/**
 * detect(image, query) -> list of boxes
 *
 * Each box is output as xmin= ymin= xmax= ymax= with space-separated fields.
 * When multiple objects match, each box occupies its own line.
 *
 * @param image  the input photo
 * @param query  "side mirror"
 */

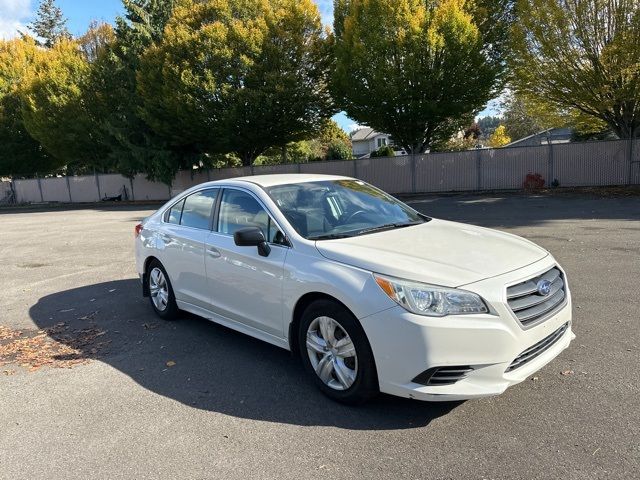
xmin=234 ymin=227 xmax=271 ymax=257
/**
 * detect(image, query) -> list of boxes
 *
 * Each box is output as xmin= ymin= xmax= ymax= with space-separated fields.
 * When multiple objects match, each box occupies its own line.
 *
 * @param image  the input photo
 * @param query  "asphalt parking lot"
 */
xmin=1 ymin=193 xmax=639 ymax=479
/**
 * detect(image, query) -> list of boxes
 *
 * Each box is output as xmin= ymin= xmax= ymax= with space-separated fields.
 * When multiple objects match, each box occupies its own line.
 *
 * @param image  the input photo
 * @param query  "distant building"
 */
xmin=506 ymin=128 xmax=573 ymax=147
xmin=350 ymin=127 xmax=395 ymax=157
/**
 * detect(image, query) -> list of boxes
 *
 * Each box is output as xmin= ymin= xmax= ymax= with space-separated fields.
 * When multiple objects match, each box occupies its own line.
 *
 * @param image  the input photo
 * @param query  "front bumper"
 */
xmin=360 ymin=259 xmax=575 ymax=401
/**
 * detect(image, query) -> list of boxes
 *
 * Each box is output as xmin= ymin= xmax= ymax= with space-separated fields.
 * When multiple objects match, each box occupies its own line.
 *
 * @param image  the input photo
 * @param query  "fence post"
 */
xmin=297 ymin=162 xmax=302 ymax=174
xmin=353 ymin=159 xmax=358 ymax=179
xmin=548 ymin=141 xmax=555 ymax=186
xmin=95 ymin=171 xmax=102 ymax=201
xmin=411 ymin=154 xmax=417 ymax=193
xmin=36 ymin=174 xmax=44 ymax=202
xmin=628 ymin=137 xmax=634 ymax=185
xmin=66 ymin=176 xmax=72 ymax=203
xmin=475 ymin=148 xmax=482 ymax=191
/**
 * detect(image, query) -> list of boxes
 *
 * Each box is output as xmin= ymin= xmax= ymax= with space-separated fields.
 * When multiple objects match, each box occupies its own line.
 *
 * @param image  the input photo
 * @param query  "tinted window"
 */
xmin=166 ymin=199 xmax=185 ymax=225
xmin=180 ymin=189 xmax=218 ymax=230
xmin=218 ymin=189 xmax=282 ymax=243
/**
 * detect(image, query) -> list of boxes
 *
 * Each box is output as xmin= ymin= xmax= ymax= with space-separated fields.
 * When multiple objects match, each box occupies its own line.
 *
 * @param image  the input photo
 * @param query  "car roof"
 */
xmin=216 ymin=173 xmax=352 ymax=188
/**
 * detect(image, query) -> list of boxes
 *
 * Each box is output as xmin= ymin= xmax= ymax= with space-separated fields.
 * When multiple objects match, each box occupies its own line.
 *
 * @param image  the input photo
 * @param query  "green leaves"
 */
xmin=0 ymin=38 xmax=52 ymax=177
xmin=511 ymin=0 xmax=640 ymax=138
xmin=19 ymin=39 xmax=109 ymax=173
xmin=138 ymin=0 xmax=334 ymax=166
xmin=332 ymin=0 xmax=510 ymax=153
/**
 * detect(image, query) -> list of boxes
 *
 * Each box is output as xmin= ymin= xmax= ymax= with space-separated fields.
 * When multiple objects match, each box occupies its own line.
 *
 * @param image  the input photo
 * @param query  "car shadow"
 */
xmin=28 ymin=279 xmax=459 ymax=430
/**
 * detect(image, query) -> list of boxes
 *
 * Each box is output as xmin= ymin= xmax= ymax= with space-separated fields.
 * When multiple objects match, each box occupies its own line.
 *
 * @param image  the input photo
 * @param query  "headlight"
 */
xmin=374 ymin=274 xmax=489 ymax=317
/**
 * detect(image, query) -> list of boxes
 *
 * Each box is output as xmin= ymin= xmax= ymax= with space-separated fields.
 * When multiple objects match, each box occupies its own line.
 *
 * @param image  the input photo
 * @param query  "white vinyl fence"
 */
xmin=6 ymin=138 xmax=640 ymax=205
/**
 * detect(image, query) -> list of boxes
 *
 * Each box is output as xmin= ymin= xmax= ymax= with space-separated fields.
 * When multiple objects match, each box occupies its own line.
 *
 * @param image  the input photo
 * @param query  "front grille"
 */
xmin=412 ymin=366 xmax=473 ymax=386
xmin=507 ymin=267 xmax=567 ymax=328
xmin=506 ymin=322 xmax=569 ymax=372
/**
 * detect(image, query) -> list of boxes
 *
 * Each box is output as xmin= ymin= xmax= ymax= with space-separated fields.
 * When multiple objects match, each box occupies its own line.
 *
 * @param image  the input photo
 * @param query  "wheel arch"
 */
xmin=142 ymin=255 xmax=161 ymax=297
xmin=288 ymin=292 xmax=357 ymax=357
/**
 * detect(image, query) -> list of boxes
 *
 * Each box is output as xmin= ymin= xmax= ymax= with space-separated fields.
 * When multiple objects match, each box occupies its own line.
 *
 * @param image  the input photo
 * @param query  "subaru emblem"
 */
xmin=537 ymin=279 xmax=552 ymax=296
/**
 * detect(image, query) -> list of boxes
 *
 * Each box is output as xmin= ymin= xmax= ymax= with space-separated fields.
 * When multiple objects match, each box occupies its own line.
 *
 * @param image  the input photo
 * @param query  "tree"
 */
xmin=0 ymin=37 xmax=53 ymax=177
xmin=79 ymin=21 xmax=116 ymax=63
xmin=138 ymin=0 xmax=334 ymax=166
xmin=476 ymin=116 xmax=501 ymax=139
xmin=332 ymin=0 xmax=513 ymax=154
xmin=501 ymin=93 xmax=546 ymax=141
xmin=30 ymin=0 xmax=70 ymax=48
xmin=255 ymin=119 xmax=353 ymax=164
xmin=317 ymin=119 xmax=352 ymax=159
xmin=511 ymin=0 xmax=640 ymax=139
xmin=487 ymin=125 xmax=511 ymax=147
xmin=86 ymin=0 xmax=189 ymax=184
xmin=19 ymin=39 xmax=110 ymax=173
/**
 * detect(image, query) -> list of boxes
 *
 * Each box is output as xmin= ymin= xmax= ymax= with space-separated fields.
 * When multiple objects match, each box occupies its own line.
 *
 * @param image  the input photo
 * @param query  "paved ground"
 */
xmin=1 ymin=193 xmax=639 ymax=479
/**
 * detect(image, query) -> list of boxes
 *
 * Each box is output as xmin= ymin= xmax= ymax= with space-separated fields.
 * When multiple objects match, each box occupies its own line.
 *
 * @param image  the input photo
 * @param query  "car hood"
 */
xmin=315 ymin=219 xmax=548 ymax=287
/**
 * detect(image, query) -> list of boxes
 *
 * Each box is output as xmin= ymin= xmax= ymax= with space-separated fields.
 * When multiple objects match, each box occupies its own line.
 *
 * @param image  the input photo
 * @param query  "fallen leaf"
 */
xmin=561 ymin=370 xmax=574 ymax=376
xmin=166 ymin=361 xmax=176 ymax=367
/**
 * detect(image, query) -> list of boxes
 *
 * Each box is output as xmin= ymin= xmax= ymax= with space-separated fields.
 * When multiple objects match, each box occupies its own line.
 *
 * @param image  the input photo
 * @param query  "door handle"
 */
xmin=207 ymin=247 xmax=221 ymax=259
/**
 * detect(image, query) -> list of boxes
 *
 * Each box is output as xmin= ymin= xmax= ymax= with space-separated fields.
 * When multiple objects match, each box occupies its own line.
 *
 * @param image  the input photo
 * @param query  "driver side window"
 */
xmin=218 ymin=189 xmax=284 ymax=244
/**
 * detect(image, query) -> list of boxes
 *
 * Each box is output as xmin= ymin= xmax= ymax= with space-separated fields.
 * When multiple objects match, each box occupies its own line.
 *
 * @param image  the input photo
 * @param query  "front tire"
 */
xmin=146 ymin=260 xmax=179 ymax=320
xmin=298 ymin=299 xmax=378 ymax=405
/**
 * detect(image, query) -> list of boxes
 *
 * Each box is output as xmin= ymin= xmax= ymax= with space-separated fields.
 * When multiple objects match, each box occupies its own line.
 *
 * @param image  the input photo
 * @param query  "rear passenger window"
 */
xmin=166 ymin=199 xmax=185 ymax=225
xmin=180 ymin=189 xmax=218 ymax=230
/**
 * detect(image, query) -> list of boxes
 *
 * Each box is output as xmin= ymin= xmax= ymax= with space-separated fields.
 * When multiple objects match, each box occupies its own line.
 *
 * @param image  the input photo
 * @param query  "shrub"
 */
xmin=523 ymin=173 xmax=545 ymax=191
xmin=370 ymin=145 xmax=395 ymax=158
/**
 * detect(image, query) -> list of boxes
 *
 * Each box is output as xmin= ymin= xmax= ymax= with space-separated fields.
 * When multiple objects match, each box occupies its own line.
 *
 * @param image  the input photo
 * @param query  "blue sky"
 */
xmin=0 ymin=0 xmax=499 ymax=130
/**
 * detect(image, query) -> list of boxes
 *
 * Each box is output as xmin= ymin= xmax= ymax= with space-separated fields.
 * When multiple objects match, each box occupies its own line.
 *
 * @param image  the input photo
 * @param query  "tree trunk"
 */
xmin=240 ymin=152 xmax=254 ymax=167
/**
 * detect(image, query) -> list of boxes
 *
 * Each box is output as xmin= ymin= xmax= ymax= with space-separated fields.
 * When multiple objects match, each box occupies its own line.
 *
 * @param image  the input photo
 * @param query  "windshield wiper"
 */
xmin=353 ymin=221 xmax=424 ymax=236
xmin=308 ymin=233 xmax=354 ymax=240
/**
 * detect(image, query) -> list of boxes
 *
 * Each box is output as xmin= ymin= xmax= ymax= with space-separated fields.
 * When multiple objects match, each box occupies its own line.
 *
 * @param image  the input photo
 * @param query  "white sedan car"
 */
xmin=135 ymin=174 xmax=574 ymax=404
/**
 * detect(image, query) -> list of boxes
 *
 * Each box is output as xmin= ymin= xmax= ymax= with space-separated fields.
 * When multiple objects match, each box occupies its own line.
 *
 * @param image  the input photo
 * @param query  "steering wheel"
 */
xmin=343 ymin=210 xmax=369 ymax=224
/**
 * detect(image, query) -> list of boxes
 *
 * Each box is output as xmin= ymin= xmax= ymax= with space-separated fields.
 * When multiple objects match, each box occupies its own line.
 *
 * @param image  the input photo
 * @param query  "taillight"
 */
xmin=135 ymin=223 xmax=143 ymax=238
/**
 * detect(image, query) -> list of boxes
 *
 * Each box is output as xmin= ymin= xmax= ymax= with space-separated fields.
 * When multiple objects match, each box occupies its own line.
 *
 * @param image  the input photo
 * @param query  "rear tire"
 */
xmin=298 ymin=299 xmax=378 ymax=405
xmin=146 ymin=260 xmax=179 ymax=320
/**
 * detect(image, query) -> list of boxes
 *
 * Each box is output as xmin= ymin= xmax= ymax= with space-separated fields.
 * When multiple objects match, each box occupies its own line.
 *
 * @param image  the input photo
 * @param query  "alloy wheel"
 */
xmin=149 ymin=267 xmax=169 ymax=312
xmin=306 ymin=316 xmax=358 ymax=391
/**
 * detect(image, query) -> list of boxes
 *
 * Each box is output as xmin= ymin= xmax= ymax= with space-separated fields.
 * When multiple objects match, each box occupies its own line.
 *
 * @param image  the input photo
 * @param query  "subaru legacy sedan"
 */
xmin=135 ymin=174 xmax=574 ymax=404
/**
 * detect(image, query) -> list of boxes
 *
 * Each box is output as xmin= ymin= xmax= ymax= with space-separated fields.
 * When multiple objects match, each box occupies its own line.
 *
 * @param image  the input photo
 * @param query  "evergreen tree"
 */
xmin=86 ymin=0 xmax=188 ymax=184
xmin=30 ymin=0 xmax=70 ymax=48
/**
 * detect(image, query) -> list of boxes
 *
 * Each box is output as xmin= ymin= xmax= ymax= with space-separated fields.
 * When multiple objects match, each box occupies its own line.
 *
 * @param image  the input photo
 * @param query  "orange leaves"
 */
xmin=0 ymin=324 xmax=108 ymax=372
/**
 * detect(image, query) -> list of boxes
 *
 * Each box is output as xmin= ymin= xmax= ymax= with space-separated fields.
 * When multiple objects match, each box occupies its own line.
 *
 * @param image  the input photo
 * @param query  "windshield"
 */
xmin=266 ymin=180 xmax=428 ymax=240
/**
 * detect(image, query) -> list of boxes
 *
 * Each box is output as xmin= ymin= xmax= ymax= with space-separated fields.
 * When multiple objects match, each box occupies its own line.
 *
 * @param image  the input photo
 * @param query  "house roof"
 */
xmin=350 ymin=127 xmax=384 ymax=141
xmin=506 ymin=127 xmax=573 ymax=147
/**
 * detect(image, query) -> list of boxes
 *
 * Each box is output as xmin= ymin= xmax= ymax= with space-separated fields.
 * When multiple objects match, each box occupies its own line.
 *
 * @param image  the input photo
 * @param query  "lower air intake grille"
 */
xmin=412 ymin=366 xmax=473 ymax=386
xmin=507 ymin=267 xmax=567 ymax=328
xmin=506 ymin=322 xmax=569 ymax=372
